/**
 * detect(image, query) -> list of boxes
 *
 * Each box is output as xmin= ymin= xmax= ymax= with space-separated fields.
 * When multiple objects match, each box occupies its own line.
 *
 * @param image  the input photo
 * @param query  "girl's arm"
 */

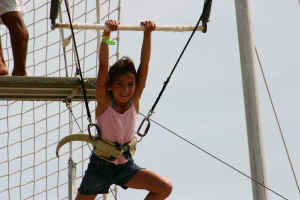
xmin=96 ymin=20 xmax=119 ymax=116
xmin=134 ymin=21 xmax=156 ymax=101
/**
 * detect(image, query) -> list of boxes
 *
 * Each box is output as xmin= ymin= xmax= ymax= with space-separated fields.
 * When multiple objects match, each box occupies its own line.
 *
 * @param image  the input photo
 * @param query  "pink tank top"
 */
xmin=96 ymin=104 xmax=137 ymax=165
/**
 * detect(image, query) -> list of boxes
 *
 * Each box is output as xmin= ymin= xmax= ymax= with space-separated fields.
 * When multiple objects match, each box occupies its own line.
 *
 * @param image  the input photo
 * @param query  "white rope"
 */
xmin=255 ymin=46 xmax=300 ymax=194
xmin=138 ymin=112 xmax=289 ymax=200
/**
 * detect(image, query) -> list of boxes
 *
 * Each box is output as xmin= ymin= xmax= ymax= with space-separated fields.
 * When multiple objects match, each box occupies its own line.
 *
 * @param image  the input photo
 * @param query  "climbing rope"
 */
xmin=137 ymin=0 xmax=213 ymax=139
xmin=63 ymin=0 xmax=101 ymax=140
xmin=255 ymin=46 xmax=300 ymax=194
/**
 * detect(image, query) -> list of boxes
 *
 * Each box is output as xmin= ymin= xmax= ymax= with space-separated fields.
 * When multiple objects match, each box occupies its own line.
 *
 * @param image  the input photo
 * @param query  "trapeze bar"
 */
xmin=53 ymin=23 xmax=204 ymax=32
xmin=0 ymin=76 xmax=96 ymax=101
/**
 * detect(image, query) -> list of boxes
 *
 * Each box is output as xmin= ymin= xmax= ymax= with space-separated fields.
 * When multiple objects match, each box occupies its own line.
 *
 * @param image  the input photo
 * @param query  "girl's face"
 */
xmin=110 ymin=72 xmax=136 ymax=104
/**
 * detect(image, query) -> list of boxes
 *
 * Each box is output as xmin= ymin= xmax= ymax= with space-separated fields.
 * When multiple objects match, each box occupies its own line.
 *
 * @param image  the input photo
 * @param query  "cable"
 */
xmin=137 ymin=0 xmax=213 ymax=138
xmin=63 ymin=0 xmax=101 ymax=139
xmin=255 ymin=46 xmax=300 ymax=194
xmin=65 ymin=102 xmax=83 ymax=132
xmin=138 ymin=112 xmax=289 ymax=200
xmin=63 ymin=0 xmax=92 ymax=124
xmin=148 ymin=2 xmax=210 ymax=116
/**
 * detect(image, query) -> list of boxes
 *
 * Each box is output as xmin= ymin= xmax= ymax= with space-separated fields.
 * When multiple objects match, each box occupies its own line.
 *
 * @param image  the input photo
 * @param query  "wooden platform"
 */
xmin=0 ymin=76 xmax=96 ymax=101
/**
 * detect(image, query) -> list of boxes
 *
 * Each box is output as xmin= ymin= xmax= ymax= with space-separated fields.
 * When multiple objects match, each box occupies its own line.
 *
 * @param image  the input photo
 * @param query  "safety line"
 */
xmin=148 ymin=1 xmax=210 ymax=116
xmin=65 ymin=102 xmax=83 ymax=132
xmin=63 ymin=0 xmax=102 ymax=141
xmin=63 ymin=0 xmax=93 ymax=126
xmin=255 ymin=47 xmax=300 ymax=194
xmin=138 ymin=112 xmax=289 ymax=200
xmin=137 ymin=0 xmax=212 ymax=138
xmin=109 ymin=187 xmax=118 ymax=200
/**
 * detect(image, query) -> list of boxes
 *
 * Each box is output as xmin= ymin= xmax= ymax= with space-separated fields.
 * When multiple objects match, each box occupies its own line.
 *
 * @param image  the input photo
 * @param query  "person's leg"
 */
xmin=75 ymin=193 xmax=97 ymax=200
xmin=0 ymin=38 xmax=9 ymax=75
xmin=1 ymin=11 xmax=28 ymax=76
xmin=76 ymin=154 xmax=112 ymax=200
xmin=125 ymin=169 xmax=172 ymax=200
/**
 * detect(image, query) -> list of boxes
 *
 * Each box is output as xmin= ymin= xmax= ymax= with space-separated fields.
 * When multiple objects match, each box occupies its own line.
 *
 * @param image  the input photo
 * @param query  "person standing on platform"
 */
xmin=0 ymin=0 xmax=28 ymax=76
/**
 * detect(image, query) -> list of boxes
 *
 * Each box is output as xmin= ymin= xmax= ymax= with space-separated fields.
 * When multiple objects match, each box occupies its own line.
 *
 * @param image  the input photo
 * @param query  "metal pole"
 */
xmin=234 ymin=1 xmax=268 ymax=200
xmin=67 ymin=101 xmax=76 ymax=200
xmin=63 ymin=0 xmax=76 ymax=199
xmin=68 ymin=159 xmax=76 ymax=200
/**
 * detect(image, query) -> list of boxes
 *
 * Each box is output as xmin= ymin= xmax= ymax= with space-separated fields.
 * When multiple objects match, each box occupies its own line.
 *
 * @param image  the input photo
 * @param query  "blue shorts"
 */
xmin=78 ymin=153 xmax=142 ymax=195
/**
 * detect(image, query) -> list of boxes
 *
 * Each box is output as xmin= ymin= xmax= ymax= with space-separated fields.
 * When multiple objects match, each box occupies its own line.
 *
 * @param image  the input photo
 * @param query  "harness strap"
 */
xmin=56 ymin=133 xmax=137 ymax=161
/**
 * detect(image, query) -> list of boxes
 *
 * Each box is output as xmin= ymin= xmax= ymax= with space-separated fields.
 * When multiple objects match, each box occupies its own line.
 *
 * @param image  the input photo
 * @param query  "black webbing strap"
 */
xmin=50 ymin=0 xmax=59 ymax=26
xmin=200 ymin=0 xmax=213 ymax=33
xmin=137 ymin=0 xmax=213 ymax=138
xmin=63 ymin=0 xmax=101 ymax=140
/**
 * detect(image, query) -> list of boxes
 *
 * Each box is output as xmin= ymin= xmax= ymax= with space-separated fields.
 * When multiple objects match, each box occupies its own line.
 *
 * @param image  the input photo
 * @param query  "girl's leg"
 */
xmin=0 ymin=38 xmax=9 ymax=75
xmin=1 ymin=11 xmax=28 ymax=76
xmin=75 ymin=193 xmax=97 ymax=200
xmin=125 ymin=169 xmax=172 ymax=200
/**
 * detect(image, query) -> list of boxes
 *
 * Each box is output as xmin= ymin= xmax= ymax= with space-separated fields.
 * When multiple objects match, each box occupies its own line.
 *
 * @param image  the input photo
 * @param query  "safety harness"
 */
xmin=56 ymin=134 xmax=137 ymax=161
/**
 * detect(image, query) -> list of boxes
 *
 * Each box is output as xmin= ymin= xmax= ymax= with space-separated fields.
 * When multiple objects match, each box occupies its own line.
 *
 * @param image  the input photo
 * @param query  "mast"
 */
xmin=234 ymin=1 xmax=268 ymax=200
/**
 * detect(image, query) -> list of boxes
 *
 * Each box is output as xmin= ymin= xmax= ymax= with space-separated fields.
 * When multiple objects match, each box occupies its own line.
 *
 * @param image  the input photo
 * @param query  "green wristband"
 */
xmin=103 ymin=38 xmax=115 ymax=45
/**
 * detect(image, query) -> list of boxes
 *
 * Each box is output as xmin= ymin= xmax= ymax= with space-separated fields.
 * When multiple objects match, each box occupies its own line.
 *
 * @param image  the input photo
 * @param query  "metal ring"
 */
xmin=137 ymin=117 xmax=151 ymax=137
xmin=88 ymin=123 xmax=101 ymax=141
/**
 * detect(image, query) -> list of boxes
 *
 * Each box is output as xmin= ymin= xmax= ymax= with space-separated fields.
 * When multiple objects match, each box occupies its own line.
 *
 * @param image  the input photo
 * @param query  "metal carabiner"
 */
xmin=88 ymin=123 xmax=102 ymax=141
xmin=137 ymin=117 xmax=151 ymax=138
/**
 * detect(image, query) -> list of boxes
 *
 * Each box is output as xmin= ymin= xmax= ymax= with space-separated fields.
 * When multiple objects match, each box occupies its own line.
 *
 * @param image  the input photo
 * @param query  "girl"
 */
xmin=75 ymin=20 xmax=172 ymax=200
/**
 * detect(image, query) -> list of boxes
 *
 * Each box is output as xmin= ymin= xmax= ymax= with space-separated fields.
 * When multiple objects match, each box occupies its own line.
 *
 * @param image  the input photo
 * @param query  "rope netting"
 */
xmin=0 ymin=0 xmax=120 ymax=199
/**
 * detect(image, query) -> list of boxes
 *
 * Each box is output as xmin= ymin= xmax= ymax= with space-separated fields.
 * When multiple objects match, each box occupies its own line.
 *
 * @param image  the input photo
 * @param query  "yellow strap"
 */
xmin=56 ymin=133 xmax=137 ymax=159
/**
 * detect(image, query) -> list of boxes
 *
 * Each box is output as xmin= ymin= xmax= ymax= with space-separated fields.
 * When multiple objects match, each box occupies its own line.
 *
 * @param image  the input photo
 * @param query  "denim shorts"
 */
xmin=78 ymin=153 xmax=142 ymax=195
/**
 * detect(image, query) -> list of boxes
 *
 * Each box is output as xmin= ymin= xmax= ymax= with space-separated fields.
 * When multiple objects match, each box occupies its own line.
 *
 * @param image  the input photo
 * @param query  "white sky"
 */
xmin=115 ymin=0 xmax=300 ymax=200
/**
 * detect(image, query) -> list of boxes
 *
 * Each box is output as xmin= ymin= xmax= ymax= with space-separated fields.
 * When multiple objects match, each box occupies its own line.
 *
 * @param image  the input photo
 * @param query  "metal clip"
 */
xmin=137 ymin=117 xmax=151 ymax=138
xmin=88 ymin=123 xmax=102 ymax=141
